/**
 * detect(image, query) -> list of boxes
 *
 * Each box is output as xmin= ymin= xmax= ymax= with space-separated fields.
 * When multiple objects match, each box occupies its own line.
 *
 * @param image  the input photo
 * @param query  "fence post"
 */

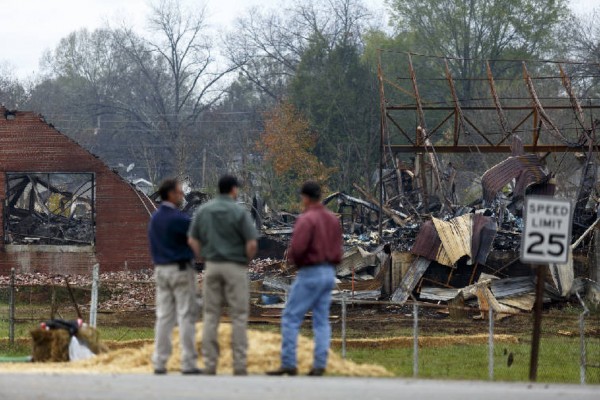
xmin=341 ymin=293 xmax=347 ymax=359
xmin=576 ymin=291 xmax=589 ymax=385
xmin=9 ymin=268 xmax=15 ymax=345
xmin=413 ymin=302 xmax=419 ymax=378
xmin=579 ymin=310 xmax=586 ymax=385
xmin=488 ymin=307 xmax=494 ymax=381
xmin=90 ymin=264 xmax=100 ymax=328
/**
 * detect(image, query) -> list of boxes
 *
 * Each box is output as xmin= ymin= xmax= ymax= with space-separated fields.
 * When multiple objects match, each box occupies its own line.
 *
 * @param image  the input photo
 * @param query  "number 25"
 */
xmin=527 ymin=233 xmax=565 ymax=256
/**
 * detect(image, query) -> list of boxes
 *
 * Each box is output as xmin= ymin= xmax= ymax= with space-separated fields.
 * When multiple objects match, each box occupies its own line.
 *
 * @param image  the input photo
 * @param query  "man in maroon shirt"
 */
xmin=267 ymin=181 xmax=343 ymax=376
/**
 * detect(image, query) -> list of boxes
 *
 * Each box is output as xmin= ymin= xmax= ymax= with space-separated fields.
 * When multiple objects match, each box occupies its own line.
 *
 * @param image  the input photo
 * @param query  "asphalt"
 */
xmin=0 ymin=374 xmax=598 ymax=400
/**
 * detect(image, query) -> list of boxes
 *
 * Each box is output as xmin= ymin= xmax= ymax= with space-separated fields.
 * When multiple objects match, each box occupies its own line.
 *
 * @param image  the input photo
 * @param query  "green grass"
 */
xmin=345 ymin=337 xmax=600 ymax=384
xmin=0 ymin=342 xmax=30 ymax=358
xmin=0 ymin=305 xmax=598 ymax=384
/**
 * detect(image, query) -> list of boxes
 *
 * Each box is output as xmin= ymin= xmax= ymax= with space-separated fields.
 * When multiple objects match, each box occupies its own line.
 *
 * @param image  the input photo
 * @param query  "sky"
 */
xmin=0 ymin=0 xmax=596 ymax=79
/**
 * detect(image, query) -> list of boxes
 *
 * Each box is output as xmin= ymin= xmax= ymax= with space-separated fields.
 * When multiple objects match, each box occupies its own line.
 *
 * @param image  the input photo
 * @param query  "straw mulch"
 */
xmin=331 ymin=334 xmax=518 ymax=350
xmin=0 ymin=323 xmax=391 ymax=377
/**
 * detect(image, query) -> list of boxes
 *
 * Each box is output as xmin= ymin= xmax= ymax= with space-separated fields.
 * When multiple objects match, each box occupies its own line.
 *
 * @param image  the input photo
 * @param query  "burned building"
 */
xmin=0 ymin=107 xmax=155 ymax=274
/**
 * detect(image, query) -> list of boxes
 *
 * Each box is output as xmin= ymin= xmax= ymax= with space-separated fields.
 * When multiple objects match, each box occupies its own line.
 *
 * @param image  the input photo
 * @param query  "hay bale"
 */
xmin=76 ymin=326 xmax=108 ymax=354
xmin=30 ymin=329 xmax=53 ymax=362
xmin=30 ymin=328 xmax=70 ymax=362
xmin=30 ymin=326 xmax=107 ymax=363
xmin=50 ymin=330 xmax=71 ymax=362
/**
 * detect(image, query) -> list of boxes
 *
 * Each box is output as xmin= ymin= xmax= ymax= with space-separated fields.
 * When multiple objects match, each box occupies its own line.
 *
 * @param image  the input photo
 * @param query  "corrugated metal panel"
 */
xmin=263 ymin=276 xmax=292 ymax=292
xmin=337 ymin=247 xmax=377 ymax=277
xmin=433 ymin=214 xmax=472 ymax=266
xmin=471 ymin=214 xmax=497 ymax=264
xmin=419 ymin=287 xmax=459 ymax=301
xmin=481 ymin=154 xmax=547 ymax=202
xmin=498 ymin=293 xmax=536 ymax=311
xmin=391 ymin=257 xmax=431 ymax=304
xmin=337 ymin=252 xmax=389 ymax=292
xmin=413 ymin=214 xmax=497 ymax=267
xmin=490 ymin=276 xmax=534 ymax=298
xmin=332 ymin=290 xmax=381 ymax=300
xmin=410 ymin=221 xmax=442 ymax=261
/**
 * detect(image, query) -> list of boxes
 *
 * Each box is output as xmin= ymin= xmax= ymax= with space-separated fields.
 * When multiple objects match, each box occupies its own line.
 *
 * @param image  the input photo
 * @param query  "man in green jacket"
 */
xmin=188 ymin=175 xmax=258 ymax=375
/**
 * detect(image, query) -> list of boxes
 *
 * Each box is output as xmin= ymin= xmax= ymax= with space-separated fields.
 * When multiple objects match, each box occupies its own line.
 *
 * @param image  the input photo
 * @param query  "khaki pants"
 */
xmin=202 ymin=261 xmax=249 ymax=373
xmin=152 ymin=265 xmax=198 ymax=371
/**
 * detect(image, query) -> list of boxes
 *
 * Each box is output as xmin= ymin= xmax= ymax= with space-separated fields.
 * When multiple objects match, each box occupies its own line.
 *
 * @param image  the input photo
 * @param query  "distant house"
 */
xmin=0 ymin=107 xmax=155 ymax=274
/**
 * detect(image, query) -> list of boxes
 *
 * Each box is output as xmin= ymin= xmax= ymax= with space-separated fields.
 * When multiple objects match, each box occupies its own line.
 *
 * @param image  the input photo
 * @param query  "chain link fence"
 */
xmin=0 ymin=269 xmax=598 ymax=384
xmin=331 ymin=297 xmax=599 ymax=383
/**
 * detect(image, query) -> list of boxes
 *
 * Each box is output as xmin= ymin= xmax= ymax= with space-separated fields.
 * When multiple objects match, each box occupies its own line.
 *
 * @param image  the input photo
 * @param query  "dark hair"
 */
xmin=300 ymin=181 xmax=321 ymax=201
xmin=158 ymin=178 xmax=179 ymax=201
xmin=218 ymin=175 xmax=239 ymax=194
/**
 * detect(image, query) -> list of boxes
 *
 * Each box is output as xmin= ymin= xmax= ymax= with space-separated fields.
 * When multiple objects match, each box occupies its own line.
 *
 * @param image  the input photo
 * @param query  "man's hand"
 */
xmin=188 ymin=237 xmax=202 ymax=260
xmin=246 ymin=239 xmax=258 ymax=262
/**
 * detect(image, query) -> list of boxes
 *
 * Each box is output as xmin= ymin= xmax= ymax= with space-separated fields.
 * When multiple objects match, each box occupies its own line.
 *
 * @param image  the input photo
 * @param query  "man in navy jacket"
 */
xmin=148 ymin=178 xmax=200 ymax=375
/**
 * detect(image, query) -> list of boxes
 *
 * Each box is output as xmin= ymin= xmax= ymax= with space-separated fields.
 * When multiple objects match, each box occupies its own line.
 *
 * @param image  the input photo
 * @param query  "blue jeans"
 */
xmin=281 ymin=265 xmax=336 ymax=369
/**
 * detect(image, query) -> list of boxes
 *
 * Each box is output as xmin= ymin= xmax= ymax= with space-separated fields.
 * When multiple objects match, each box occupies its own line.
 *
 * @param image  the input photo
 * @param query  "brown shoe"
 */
xmin=266 ymin=367 xmax=298 ymax=376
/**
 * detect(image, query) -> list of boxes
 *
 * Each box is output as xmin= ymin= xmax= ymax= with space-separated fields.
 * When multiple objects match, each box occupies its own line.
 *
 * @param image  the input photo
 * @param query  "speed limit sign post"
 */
xmin=521 ymin=196 xmax=573 ymax=382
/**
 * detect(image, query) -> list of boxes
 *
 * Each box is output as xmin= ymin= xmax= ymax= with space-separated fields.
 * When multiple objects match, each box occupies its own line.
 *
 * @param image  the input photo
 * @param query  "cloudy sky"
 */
xmin=0 ymin=0 xmax=597 ymax=79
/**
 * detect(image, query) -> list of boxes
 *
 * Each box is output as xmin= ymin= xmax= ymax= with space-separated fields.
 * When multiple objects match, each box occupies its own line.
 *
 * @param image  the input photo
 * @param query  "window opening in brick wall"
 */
xmin=4 ymin=173 xmax=95 ymax=245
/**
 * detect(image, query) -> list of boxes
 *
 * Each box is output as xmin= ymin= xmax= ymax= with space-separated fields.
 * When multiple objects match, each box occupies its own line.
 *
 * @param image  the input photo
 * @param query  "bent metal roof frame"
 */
xmin=377 ymin=51 xmax=600 ymax=154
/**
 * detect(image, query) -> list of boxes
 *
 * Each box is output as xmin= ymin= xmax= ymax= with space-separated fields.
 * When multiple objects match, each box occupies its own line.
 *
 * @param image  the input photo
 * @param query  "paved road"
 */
xmin=0 ymin=374 xmax=597 ymax=400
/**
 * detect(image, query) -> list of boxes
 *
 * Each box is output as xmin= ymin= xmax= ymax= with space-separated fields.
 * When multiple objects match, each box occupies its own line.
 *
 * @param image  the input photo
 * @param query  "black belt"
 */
xmin=156 ymin=260 xmax=192 ymax=271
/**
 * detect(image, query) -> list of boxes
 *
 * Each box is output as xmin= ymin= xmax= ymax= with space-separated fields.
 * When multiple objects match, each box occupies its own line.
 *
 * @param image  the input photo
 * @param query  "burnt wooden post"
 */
xmin=529 ymin=265 xmax=545 ymax=381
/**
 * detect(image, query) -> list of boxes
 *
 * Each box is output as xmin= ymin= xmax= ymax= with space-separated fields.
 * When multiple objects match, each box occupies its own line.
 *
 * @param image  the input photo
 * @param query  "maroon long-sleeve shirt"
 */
xmin=287 ymin=203 xmax=343 ymax=268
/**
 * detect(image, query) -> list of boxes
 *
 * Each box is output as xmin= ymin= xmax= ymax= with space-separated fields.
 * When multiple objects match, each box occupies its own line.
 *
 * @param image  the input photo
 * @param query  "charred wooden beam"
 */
xmin=558 ymin=63 xmax=587 ymax=131
xmin=486 ymin=61 xmax=510 ymax=136
xmin=523 ymin=62 xmax=575 ymax=145
xmin=444 ymin=59 xmax=466 ymax=146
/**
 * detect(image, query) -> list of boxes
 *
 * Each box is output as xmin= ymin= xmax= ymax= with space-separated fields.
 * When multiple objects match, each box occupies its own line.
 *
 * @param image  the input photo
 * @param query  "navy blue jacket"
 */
xmin=148 ymin=203 xmax=194 ymax=265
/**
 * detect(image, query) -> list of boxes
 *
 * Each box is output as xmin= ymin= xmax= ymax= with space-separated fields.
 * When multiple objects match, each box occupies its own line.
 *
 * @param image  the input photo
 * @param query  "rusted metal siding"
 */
xmin=481 ymin=154 xmax=548 ymax=202
xmin=410 ymin=221 xmax=442 ymax=261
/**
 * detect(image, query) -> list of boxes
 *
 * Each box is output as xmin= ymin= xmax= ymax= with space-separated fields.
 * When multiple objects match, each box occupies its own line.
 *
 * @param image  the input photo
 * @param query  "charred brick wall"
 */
xmin=0 ymin=108 xmax=154 ymax=274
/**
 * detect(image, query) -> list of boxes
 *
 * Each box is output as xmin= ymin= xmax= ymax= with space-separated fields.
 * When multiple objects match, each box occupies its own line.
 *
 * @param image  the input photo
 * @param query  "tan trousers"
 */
xmin=202 ymin=261 xmax=249 ymax=373
xmin=152 ymin=265 xmax=198 ymax=371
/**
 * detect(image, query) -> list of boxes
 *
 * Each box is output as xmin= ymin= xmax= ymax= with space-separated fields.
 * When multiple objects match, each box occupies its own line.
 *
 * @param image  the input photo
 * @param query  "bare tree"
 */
xmin=224 ymin=0 xmax=372 ymax=101
xmin=567 ymin=9 xmax=600 ymax=99
xmin=115 ymin=0 xmax=237 ymax=177
xmin=0 ymin=62 xmax=27 ymax=109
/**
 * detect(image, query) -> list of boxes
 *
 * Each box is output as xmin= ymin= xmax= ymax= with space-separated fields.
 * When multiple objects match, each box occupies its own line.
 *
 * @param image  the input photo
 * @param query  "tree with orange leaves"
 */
xmin=259 ymin=102 xmax=333 ymax=209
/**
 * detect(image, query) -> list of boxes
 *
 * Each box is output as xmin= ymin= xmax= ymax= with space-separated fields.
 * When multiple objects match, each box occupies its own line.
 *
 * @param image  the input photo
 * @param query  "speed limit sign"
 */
xmin=521 ymin=196 xmax=572 ymax=264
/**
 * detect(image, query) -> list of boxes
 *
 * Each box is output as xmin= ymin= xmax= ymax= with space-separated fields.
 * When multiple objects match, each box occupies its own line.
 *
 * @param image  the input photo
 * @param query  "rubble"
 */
xmin=255 ymin=141 xmax=600 ymax=315
xmin=4 ymin=174 xmax=95 ymax=245
xmin=0 ymin=270 xmax=156 ymax=311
